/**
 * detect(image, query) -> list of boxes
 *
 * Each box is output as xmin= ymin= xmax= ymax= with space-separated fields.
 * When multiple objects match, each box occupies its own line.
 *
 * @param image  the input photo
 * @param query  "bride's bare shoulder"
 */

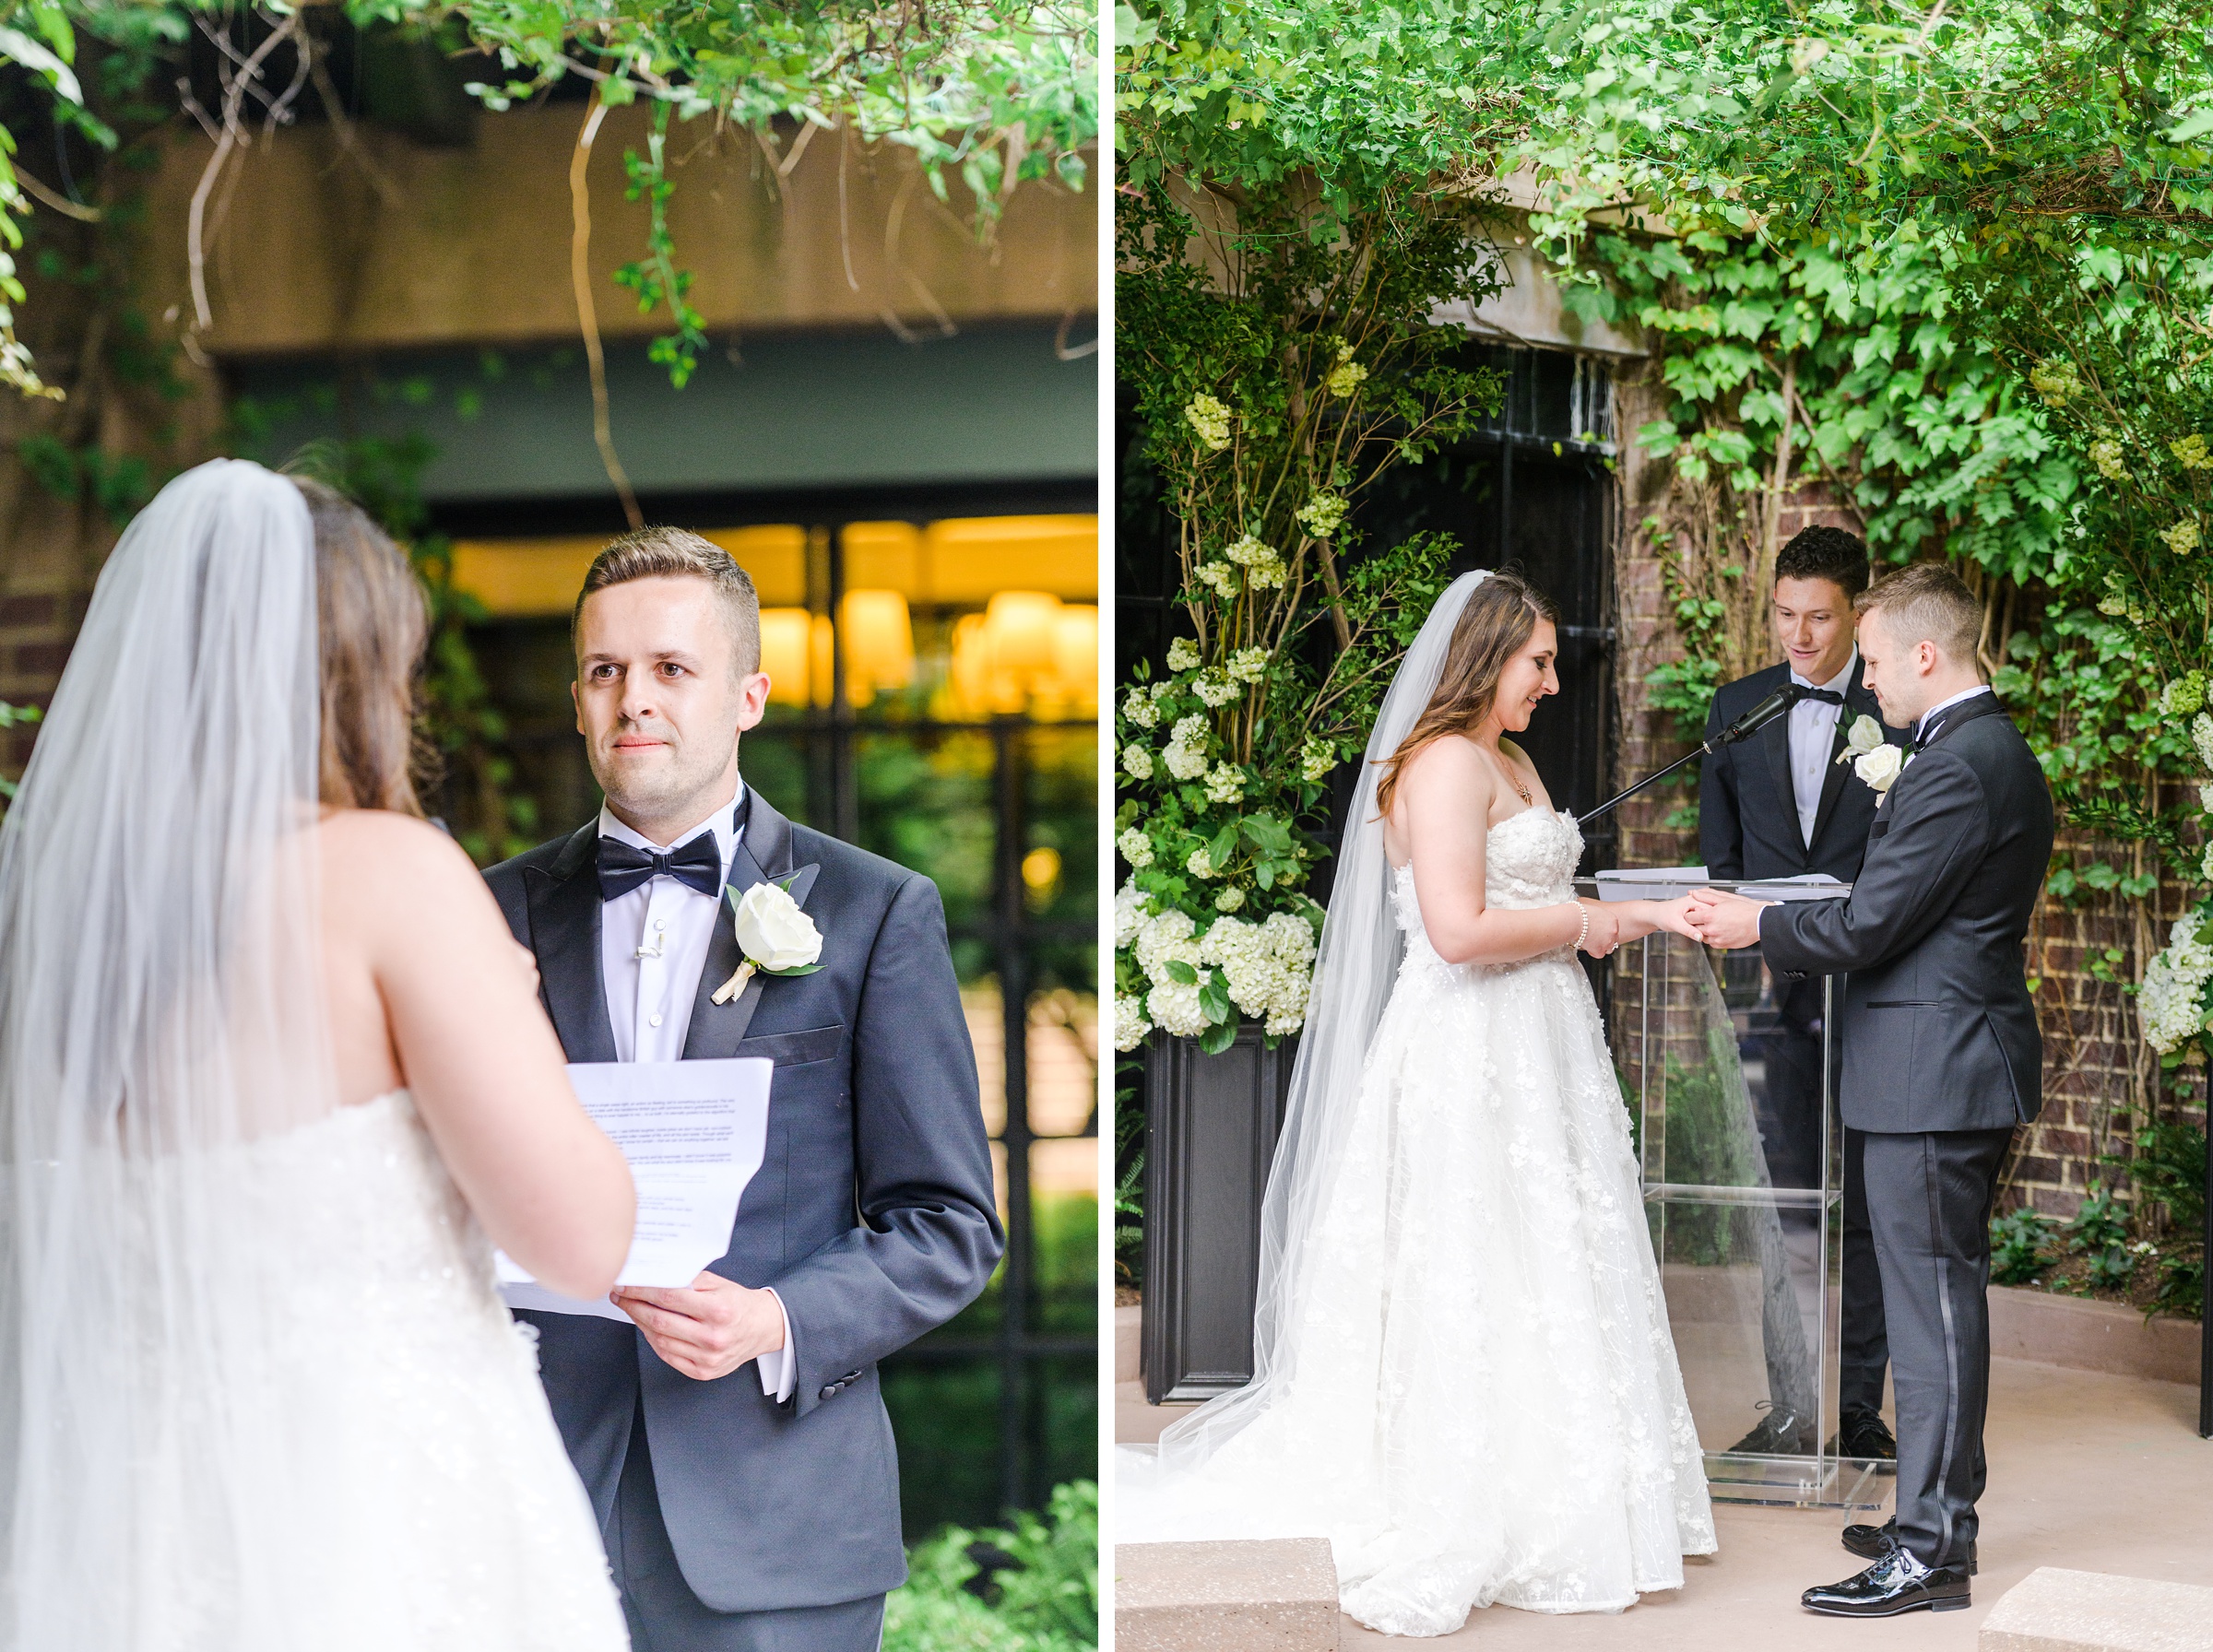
xmin=317 ymin=809 xmax=491 ymax=922
xmin=1400 ymin=734 xmax=1493 ymax=798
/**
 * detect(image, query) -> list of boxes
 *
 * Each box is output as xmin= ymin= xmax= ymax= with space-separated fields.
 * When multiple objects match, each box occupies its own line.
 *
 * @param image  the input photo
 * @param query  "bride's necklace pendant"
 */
xmin=1509 ymin=774 xmax=1532 ymax=805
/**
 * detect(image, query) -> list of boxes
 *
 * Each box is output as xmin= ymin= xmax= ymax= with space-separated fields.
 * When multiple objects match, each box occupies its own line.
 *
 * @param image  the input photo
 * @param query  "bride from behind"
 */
xmin=0 ymin=460 xmax=636 ymax=1649
xmin=1118 ymin=571 xmax=1716 ymax=1635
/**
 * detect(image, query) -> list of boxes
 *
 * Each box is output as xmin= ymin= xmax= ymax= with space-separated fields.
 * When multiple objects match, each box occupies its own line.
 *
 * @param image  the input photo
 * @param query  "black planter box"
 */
xmin=1140 ymin=1023 xmax=1297 ymax=1403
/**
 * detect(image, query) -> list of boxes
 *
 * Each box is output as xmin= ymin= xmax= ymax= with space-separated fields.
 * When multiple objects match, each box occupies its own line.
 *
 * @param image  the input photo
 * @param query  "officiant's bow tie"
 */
xmin=1795 ymin=687 xmax=1845 ymax=705
xmin=597 ymin=834 xmax=723 ymax=902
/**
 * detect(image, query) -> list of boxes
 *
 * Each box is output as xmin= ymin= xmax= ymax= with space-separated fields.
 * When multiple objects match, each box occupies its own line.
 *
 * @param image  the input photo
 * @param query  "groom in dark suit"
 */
xmin=1689 ymin=563 xmax=2053 ymax=1618
xmin=487 ymin=529 xmax=1003 ymax=1651
xmin=1699 ymin=525 xmax=1905 ymax=1464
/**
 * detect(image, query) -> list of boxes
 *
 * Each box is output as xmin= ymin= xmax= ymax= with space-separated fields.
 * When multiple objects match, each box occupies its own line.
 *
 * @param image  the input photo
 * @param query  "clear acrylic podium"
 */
xmin=1594 ymin=870 xmax=1887 ymax=1509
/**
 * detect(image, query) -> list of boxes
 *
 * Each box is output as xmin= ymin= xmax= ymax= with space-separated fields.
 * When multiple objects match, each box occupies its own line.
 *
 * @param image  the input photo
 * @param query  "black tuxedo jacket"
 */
xmin=1758 ymin=695 xmax=2054 ymax=1132
xmin=485 ymin=790 xmax=1002 ymax=1613
xmin=1698 ymin=660 xmax=1906 ymax=882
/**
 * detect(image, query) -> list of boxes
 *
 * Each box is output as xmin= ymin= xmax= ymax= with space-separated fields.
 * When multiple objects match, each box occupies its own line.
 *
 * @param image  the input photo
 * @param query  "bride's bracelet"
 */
xmin=1572 ymin=902 xmax=1591 ymax=953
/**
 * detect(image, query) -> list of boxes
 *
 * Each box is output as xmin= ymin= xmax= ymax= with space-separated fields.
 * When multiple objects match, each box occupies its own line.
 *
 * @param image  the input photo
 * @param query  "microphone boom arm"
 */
xmin=1575 ymin=684 xmax=1807 ymax=829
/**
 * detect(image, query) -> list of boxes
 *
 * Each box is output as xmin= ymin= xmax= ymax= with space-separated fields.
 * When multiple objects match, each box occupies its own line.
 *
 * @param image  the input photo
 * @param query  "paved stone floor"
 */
xmin=1119 ymin=1356 xmax=2213 ymax=1647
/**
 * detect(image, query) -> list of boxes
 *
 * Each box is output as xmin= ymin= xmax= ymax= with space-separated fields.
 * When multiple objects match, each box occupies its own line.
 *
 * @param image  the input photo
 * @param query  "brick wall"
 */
xmin=1604 ymin=367 xmax=2206 ymax=1223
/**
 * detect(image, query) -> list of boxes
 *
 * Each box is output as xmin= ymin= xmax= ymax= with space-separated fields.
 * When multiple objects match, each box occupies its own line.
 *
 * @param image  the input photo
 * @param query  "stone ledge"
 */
xmin=1116 ymin=1539 xmax=1339 ymax=1652
xmin=1981 ymin=1566 xmax=2213 ymax=1652
xmin=1116 ymin=1303 xmax=1141 ymax=1384
xmin=1989 ymin=1287 xmax=2201 ymax=1386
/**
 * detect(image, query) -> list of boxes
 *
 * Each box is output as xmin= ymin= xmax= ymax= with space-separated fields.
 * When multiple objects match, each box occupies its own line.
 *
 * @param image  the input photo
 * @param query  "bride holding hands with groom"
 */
xmin=0 ymin=460 xmax=1001 ymax=1652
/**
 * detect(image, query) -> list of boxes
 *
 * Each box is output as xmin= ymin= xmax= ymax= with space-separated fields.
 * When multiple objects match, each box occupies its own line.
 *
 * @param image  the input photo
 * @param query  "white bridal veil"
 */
xmin=0 ymin=460 xmax=338 ymax=1645
xmin=1151 ymin=569 xmax=1491 ymax=1473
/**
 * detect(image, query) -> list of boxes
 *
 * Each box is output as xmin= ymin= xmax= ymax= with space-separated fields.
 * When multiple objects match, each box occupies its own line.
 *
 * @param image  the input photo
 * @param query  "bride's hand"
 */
xmin=1644 ymin=896 xmax=1702 ymax=940
xmin=1578 ymin=901 xmax=1622 ymax=958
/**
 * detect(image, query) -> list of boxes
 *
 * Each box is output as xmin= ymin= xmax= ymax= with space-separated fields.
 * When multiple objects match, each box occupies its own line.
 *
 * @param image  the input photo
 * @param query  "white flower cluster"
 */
xmin=2160 ymin=520 xmax=2201 ymax=557
xmin=1115 ymin=879 xmax=1147 ymax=947
xmin=2195 ymin=713 xmax=2213 ymax=774
xmin=1213 ymin=887 xmax=1246 ymax=912
xmin=1166 ymin=637 xmax=1201 ymax=671
xmin=1200 ymin=912 xmax=1320 ymax=1035
xmin=1118 ymin=827 xmax=1154 ymax=868
xmin=2140 ymin=908 xmax=2213 ymax=1053
xmin=1192 ymin=669 xmax=1239 ymax=707
xmin=1122 ymin=743 xmax=1154 ymax=780
xmin=1225 ymin=534 xmax=1287 ymax=590
xmin=2172 ymin=432 xmax=2213 ymax=471
xmin=2089 ymin=436 xmax=2128 ymax=480
xmin=1186 ymin=845 xmax=1215 ymax=879
xmin=1164 ymin=714 xmax=1212 ymax=780
xmin=1296 ymin=490 xmax=1349 ymax=538
xmin=1204 ymin=761 xmax=1246 ymax=805
xmin=1228 ymin=647 xmax=1270 ymax=683
xmin=1121 ymin=688 xmax=1159 ymax=728
xmin=2161 ymin=672 xmax=2207 ymax=718
xmin=1323 ymin=337 xmax=1367 ymax=399
xmin=1194 ymin=560 xmax=1237 ymax=597
xmin=2029 ymin=359 xmax=2080 ymax=405
xmin=1114 ymin=991 xmax=1151 ymax=1052
xmin=1185 ymin=393 xmax=1232 ymax=453
xmin=1131 ymin=907 xmax=1208 ymax=1038
xmin=1300 ymin=738 xmax=1336 ymax=782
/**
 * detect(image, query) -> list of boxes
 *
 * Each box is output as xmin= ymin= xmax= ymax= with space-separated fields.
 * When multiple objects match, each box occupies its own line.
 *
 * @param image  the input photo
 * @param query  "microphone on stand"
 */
xmin=1577 ymin=683 xmax=1809 ymax=827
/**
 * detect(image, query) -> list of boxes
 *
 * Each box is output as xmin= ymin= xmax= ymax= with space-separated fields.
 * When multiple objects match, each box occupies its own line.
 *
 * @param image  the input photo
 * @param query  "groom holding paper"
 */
xmin=487 ymin=529 xmax=1003 ymax=1652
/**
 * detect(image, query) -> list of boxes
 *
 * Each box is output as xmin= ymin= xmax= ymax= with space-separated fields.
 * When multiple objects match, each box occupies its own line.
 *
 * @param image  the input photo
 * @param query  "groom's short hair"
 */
xmin=575 ymin=527 xmax=761 ymax=676
xmin=1774 ymin=525 xmax=1870 ymax=598
xmin=1855 ymin=562 xmax=1982 ymax=668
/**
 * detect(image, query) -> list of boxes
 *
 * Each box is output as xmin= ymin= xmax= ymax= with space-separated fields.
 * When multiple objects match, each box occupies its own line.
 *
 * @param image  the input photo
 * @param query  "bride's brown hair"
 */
xmin=293 ymin=476 xmax=428 ymax=815
xmin=1372 ymin=571 xmax=1559 ymax=820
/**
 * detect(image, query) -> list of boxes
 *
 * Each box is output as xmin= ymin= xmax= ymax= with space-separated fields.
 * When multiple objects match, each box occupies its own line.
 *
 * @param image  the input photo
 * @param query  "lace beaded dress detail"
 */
xmin=1120 ymin=808 xmax=1714 ymax=1635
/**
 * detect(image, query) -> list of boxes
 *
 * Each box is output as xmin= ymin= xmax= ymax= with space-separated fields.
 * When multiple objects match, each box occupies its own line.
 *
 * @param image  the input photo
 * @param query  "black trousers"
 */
xmin=608 ymin=1401 xmax=888 ymax=1652
xmin=1759 ymin=977 xmax=1889 ymax=1422
xmin=1862 ymin=1127 xmax=2014 ymax=1569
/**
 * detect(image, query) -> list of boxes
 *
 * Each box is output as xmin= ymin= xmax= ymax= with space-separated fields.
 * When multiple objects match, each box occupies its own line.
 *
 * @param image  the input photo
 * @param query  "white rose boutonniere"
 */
xmin=710 ymin=878 xmax=824 ymax=1005
xmin=1853 ymin=742 xmax=1907 ymax=795
xmin=1836 ymin=714 xmax=1886 ymax=767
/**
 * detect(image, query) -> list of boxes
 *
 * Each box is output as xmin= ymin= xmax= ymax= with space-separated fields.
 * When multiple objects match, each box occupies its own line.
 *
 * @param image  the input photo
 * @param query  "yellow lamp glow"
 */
xmin=840 ymin=590 xmax=915 ymax=698
xmin=759 ymin=609 xmax=813 ymax=707
xmin=1050 ymin=606 xmax=1099 ymax=708
xmin=985 ymin=592 xmax=1062 ymax=684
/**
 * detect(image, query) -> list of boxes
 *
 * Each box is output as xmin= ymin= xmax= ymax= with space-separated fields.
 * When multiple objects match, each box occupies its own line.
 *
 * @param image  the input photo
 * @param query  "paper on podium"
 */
xmin=497 ymin=1057 xmax=772 ymax=1321
xmin=1593 ymin=867 xmax=1848 ymax=902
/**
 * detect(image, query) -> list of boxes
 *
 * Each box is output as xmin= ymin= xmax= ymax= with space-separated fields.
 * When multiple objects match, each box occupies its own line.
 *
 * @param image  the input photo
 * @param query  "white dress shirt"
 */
xmin=1788 ymin=649 xmax=1858 ymax=848
xmin=597 ymin=783 xmax=795 ymax=1400
xmin=1914 ymin=683 xmax=1995 ymax=746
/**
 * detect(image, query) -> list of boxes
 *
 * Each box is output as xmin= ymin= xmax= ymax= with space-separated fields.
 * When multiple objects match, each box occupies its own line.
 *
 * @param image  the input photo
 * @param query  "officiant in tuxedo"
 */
xmin=1689 ymin=563 xmax=2053 ymax=1617
xmin=487 ymin=529 xmax=1003 ymax=1652
xmin=1698 ymin=525 xmax=1903 ymax=1465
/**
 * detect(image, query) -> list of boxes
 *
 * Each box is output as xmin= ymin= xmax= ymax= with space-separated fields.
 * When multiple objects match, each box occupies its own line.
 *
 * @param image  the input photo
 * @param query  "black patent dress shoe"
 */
xmin=1727 ymin=1403 xmax=1816 ymax=1456
xmin=1839 ymin=1516 xmax=1977 ymax=1575
xmin=1803 ymin=1548 xmax=1971 ymax=1617
xmin=1826 ymin=1411 xmax=1897 ymax=1467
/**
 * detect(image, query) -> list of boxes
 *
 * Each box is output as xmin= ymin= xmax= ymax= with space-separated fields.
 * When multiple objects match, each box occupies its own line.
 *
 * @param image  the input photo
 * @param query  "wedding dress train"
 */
xmin=1119 ymin=807 xmax=1715 ymax=1636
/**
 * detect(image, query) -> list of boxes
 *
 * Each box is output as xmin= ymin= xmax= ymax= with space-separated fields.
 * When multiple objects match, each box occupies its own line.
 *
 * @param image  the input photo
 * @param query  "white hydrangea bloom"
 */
xmin=1121 ymin=689 xmax=1158 ymax=728
xmin=2202 ymin=842 xmax=2213 ymax=882
xmin=1197 ymin=909 xmax=1320 ymax=1035
xmin=1150 ymin=680 xmax=1174 ymax=702
xmin=1214 ymin=887 xmax=1246 ymax=912
xmin=1113 ymin=992 xmax=1152 ymax=1052
xmin=1145 ymin=978 xmax=1209 ymax=1039
xmin=1164 ymin=714 xmax=1211 ymax=780
xmin=1322 ymin=338 xmax=1367 ymax=399
xmin=1121 ymin=743 xmax=1154 ymax=781
xmin=1196 ymin=560 xmax=1240 ymax=596
xmin=2140 ymin=908 xmax=2213 ymax=1053
xmin=1204 ymin=761 xmax=1246 ymax=805
xmin=1117 ymin=827 xmax=1154 ymax=868
xmin=2161 ymin=520 xmax=2202 ymax=557
xmin=1225 ymin=534 xmax=1272 ymax=568
xmin=2172 ymin=432 xmax=2213 ymax=471
xmin=1184 ymin=393 xmax=1232 ymax=452
xmin=1114 ymin=879 xmax=1149 ymax=949
xmin=1166 ymin=637 xmax=1201 ymax=672
xmin=1192 ymin=669 xmax=1238 ymax=707
xmin=1133 ymin=907 xmax=1201 ymax=984
xmin=1295 ymin=490 xmax=1349 ymax=538
xmin=1228 ymin=647 xmax=1270 ymax=683
xmin=1300 ymin=739 xmax=1336 ymax=782
xmin=2199 ymin=783 xmax=2213 ymax=812
xmin=2089 ymin=436 xmax=2127 ymax=480
xmin=2195 ymin=713 xmax=2213 ymax=773
xmin=1186 ymin=845 xmax=1215 ymax=879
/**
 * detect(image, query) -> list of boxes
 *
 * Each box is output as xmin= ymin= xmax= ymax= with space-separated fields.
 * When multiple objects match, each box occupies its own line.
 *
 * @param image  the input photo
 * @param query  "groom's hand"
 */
xmin=1686 ymin=888 xmax=1770 ymax=950
xmin=612 ymin=1272 xmax=786 ymax=1382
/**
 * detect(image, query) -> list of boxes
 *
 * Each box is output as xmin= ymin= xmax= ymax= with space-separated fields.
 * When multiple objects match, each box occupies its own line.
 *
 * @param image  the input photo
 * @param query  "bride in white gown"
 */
xmin=1118 ymin=571 xmax=1718 ymax=1635
xmin=0 ymin=461 xmax=637 ymax=1649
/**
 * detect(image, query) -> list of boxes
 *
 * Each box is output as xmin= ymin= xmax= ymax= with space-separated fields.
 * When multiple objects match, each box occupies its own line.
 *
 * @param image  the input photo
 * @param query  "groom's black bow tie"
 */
xmin=597 ymin=833 xmax=724 ymax=902
xmin=1794 ymin=687 xmax=1845 ymax=705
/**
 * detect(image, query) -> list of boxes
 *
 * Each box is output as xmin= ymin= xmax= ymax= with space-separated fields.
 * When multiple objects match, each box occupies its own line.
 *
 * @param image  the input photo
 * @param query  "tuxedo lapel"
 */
xmin=524 ymin=823 xmax=619 ymax=1064
xmin=1807 ymin=682 xmax=1879 ymax=849
xmin=1918 ymin=692 xmax=2007 ymax=751
xmin=682 ymin=791 xmax=823 ymax=1059
xmin=1758 ymin=706 xmax=1798 ymax=851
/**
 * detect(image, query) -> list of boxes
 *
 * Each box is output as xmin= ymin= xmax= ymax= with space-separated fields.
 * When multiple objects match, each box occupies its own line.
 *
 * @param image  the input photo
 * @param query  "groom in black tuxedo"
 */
xmin=1699 ymin=525 xmax=1904 ymax=1464
xmin=487 ymin=529 xmax=1003 ymax=1651
xmin=1689 ymin=563 xmax=2053 ymax=1618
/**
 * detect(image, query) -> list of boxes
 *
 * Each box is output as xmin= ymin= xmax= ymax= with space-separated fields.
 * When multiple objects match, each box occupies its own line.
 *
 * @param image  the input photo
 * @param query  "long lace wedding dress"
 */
xmin=1118 ymin=574 xmax=1714 ymax=1638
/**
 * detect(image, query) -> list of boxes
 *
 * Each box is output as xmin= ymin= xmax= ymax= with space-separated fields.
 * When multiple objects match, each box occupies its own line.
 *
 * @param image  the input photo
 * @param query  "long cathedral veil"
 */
xmin=1152 ymin=570 xmax=1490 ymax=1471
xmin=0 ymin=460 xmax=338 ymax=1645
